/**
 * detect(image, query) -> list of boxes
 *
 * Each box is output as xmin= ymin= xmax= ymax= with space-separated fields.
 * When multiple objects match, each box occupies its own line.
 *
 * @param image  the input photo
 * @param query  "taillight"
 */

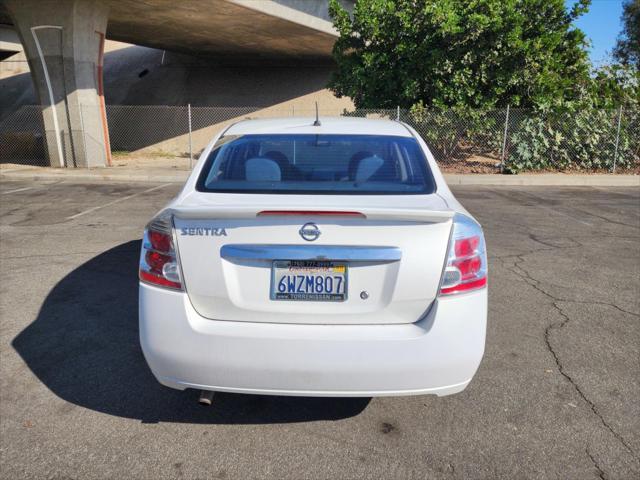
xmin=139 ymin=211 xmax=182 ymax=290
xmin=439 ymin=214 xmax=487 ymax=296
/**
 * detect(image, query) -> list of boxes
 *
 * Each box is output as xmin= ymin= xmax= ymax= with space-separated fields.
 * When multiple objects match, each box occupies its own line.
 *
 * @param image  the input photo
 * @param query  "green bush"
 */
xmin=408 ymin=103 xmax=502 ymax=163
xmin=505 ymin=109 xmax=639 ymax=173
xmin=408 ymin=103 xmax=463 ymax=162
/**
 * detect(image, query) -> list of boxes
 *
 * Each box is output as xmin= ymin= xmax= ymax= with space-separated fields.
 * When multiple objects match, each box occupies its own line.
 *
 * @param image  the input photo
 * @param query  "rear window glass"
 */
xmin=196 ymin=134 xmax=436 ymax=195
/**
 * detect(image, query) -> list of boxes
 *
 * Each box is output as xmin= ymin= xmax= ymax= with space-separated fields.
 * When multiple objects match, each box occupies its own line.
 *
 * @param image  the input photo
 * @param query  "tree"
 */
xmin=328 ymin=0 xmax=592 ymax=109
xmin=613 ymin=0 xmax=640 ymax=68
xmin=587 ymin=64 xmax=639 ymax=109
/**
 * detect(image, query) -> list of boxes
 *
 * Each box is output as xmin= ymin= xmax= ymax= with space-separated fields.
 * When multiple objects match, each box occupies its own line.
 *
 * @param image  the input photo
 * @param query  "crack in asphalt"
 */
xmin=586 ymin=448 xmax=607 ymax=480
xmin=490 ymin=229 xmax=639 ymax=318
xmin=497 ymin=252 xmax=639 ymax=459
xmin=527 ymin=233 xmax=582 ymax=249
xmin=509 ymin=252 xmax=639 ymax=318
xmin=559 ymin=299 xmax=639 ymax=318
xmin=545 ymin=301 xmax=637 ymax=458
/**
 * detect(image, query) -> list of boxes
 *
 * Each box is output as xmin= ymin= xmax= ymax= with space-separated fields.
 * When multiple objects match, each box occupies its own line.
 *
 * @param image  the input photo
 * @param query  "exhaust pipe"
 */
xmin=198 ymin=390 xmax=215 ymax=406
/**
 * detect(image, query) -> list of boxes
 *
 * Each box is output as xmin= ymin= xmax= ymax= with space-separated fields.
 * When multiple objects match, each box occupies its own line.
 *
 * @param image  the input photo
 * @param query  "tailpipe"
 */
xmin=198 ymin=390 xmax=215 ymax=406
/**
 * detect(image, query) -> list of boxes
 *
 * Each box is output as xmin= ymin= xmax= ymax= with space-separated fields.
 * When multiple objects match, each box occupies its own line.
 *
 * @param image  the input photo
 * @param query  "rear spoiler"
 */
xmin=168 ymin=206 xmax=454 ymax=223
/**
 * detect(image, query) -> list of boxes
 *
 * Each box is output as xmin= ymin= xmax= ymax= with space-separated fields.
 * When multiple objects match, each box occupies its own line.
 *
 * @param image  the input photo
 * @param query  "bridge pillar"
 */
xmin=5 ymin=0 xmax=111 ymax=167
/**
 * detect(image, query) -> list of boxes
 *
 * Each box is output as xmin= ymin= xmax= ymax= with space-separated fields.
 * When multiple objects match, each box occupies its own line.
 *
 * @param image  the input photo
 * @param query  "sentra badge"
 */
xmin=180 ymin=227 xmax=227 ymax=236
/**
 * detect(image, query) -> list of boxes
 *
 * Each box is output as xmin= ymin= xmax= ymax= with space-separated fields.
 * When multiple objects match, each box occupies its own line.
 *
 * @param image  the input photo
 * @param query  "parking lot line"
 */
xmin=1 ymin=186 xmax=36 ymax=195
xmin=66 ymin=183 xmax=170 ymax=220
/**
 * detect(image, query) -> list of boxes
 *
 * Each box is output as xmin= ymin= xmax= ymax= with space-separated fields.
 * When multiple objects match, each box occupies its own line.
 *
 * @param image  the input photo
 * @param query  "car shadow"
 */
xmin=11 ymin=241 xmax=370 ymax=424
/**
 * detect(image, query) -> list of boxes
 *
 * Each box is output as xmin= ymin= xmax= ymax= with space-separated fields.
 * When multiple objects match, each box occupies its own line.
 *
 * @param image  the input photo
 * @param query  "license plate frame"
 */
xmin=270 ymin=260 xmax=348 ymax=302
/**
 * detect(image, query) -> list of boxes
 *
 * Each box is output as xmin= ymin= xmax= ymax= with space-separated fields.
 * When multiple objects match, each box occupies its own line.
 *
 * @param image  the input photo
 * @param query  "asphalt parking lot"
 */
xmin=0 ymin=179 xmax=638 ymax=479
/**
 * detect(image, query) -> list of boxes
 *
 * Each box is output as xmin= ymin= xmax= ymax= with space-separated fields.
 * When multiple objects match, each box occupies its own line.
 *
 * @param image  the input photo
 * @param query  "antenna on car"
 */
xmin=313 ymin=102 xmax=321 ymax=126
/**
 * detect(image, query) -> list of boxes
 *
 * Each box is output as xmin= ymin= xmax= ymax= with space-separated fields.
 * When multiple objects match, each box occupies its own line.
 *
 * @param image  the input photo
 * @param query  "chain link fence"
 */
xmin=1 ymin=105 xmax=638 ymax=173
xmin=0 ymin=106 xmax=47 ymax=164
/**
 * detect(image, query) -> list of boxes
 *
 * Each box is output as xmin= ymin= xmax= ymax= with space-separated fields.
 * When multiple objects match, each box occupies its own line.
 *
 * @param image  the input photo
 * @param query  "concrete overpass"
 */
xmin=0 ymin=0 xmax=347 ymax=167
xmin=0 ymin=24 xmax=21 ymax=60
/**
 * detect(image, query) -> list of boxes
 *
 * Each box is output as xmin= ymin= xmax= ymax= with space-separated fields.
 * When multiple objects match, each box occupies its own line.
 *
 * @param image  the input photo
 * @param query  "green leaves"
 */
xmin=505 ymin=108 xmax=639 ymax=173
xmin=329 ymin=0 xmax=591 ymax=110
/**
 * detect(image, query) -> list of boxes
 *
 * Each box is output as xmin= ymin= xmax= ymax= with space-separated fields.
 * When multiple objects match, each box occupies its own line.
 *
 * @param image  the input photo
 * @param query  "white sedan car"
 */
xmin=139 ymin=117 xmax=487 ymax=398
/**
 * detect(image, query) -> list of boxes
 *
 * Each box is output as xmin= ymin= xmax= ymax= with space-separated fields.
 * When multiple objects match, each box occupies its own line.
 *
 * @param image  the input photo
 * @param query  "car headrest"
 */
xmin=348 ymin=150 xmax=373 ymax=180
xmin=354 ymin=155 xmax=384 ymax=183
xmin=245 ymin=157 xmax=282 ymax=182
xmin=264 ymin=151 xmax=288 ymax=166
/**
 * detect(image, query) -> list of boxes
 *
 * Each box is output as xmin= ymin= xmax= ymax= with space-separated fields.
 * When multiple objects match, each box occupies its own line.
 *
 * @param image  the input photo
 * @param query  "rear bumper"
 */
xmin=139 ymin=283 xmax=487 ymax=397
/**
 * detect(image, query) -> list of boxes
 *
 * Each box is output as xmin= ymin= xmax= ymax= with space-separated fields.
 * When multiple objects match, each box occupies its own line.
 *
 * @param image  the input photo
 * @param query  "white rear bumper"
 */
xmin=139 ymin=283 xmax=487 ymax=397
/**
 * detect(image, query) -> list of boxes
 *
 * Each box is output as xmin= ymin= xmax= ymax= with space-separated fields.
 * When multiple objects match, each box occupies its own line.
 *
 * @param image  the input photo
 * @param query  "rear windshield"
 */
xmin=196 ymin=134 xmax=436 ymax=195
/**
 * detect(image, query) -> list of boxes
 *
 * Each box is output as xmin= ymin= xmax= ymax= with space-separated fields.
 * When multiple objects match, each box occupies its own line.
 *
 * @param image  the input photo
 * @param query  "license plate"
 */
xmin=271 ymin=260 xmax=348 ymax=301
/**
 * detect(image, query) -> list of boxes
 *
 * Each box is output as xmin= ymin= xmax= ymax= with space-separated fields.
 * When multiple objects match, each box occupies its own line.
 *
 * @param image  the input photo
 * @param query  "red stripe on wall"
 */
xmin=96 ymin=31 xmax=112 ymax=166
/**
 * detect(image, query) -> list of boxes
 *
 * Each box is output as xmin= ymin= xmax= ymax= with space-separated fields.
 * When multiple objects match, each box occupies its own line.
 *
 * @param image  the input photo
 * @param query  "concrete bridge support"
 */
xmin=5 ymin=0 xmax=110 ymax=167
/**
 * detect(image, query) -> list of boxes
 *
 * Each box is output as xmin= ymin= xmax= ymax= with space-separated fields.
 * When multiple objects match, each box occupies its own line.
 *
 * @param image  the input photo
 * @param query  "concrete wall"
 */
xmin=1 ymin=39 xmax=353 ymax=156
xmin=1 ymin=40 xmax=353 ymax=108
xmin=102 ymin=43 xmax=354 ymax=154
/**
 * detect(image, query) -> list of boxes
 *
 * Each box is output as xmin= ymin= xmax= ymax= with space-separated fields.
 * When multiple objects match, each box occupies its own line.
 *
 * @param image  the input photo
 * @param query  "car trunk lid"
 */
xmin=172 ymin=192 xmax=453 ymax=325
